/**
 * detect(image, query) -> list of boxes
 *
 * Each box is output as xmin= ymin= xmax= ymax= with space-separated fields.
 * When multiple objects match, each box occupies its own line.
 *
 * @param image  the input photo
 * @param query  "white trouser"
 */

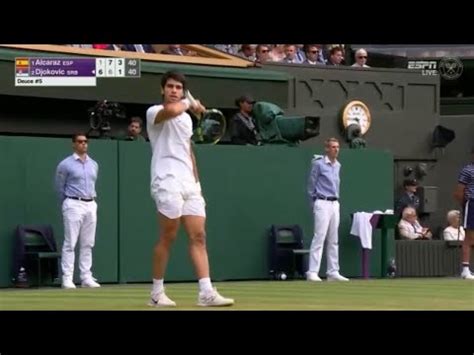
xmin=308 ymin=199 xmax=340 ymax=276
xmin=61 ymin=198 xmax=97 ymax=281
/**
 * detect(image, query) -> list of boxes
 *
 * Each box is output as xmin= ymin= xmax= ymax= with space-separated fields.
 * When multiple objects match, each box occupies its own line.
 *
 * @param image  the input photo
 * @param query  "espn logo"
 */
xmin=407 ymin=61 xmax=438 ymax=76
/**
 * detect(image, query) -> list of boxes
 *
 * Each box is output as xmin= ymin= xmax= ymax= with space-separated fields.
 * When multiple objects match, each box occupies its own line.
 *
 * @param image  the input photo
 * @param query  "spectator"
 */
xmin=280 ymin=44 xmax=303 ymax=64
xmin=315 ymin=44 xmax=327 ymax=64
xmin=255 ymin=44 xmax=272 ymax=63
xmin=237 ymin=44 xmax=256 ymax=61
xmin=124 ymin=44 xmax=156 ymax=53
xmin=326 ymin=46 xmax=344 ymax=66
xmin=212 ymin=44 xmax=239 ymax=55
xmin=161 ymin=45 xmax=188 ymax=56
xmin=230 ymin=95 xmax=261 ymax=145
xmin=398 ymin=207 xmax=432 ymax=240
xmin=111 ymin=44 xmax=126 ymax=51
xmin=303 ymin=45 xmax=322 ymax=65
xmin=443 ymin=210 xmax=465 ymax=241
xmin=92 ymin=44 xmax=113 ymax=50
xmin=352 ymin=48 xmax=370 ymax=68
xmin=295 ymin=44 xmax=306 ymax=62
xmin=68 ymin=44 xmax=93 ymax=49
xmin=270 ymin=44 xmax=286 ymax=62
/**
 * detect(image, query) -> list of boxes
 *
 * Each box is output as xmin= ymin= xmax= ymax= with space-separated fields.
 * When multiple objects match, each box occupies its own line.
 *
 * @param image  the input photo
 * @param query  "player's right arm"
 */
xmin=150 ymin=100 xmax=190 ymax=124
xmin=147 ymin=100 xmax=205 ymax=125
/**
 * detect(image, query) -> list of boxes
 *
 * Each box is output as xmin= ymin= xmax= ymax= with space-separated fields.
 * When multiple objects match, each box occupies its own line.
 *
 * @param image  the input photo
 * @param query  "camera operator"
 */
xmin=230 ymin=95 xmax=262 ymax=145
xmin=120 ymin=117 xmax=146 ymax=142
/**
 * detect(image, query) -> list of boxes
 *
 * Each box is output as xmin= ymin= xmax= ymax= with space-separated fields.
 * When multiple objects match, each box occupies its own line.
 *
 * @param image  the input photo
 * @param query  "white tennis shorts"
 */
xmin=151 ymin=176 xmax=206 ymax=219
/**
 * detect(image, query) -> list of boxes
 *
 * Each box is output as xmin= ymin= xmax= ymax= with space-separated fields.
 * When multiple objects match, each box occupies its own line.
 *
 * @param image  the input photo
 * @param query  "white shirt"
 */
xmin=398 ymin=218 xmax=424 ymax=240
xmin=443 ymin=226 xmax=465 ymax=241
xmin=146 ymin=104 xmax=195 ymax=187
xmin=134 ymin=44 xmax=145 ymax=53
xmin=351 ymin=63 xmax=370 ymax=68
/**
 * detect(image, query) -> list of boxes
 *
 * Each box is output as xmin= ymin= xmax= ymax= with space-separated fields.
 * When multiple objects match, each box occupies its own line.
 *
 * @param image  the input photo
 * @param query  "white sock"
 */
xmin=198 ymin=277 xmax=213 ymax=293
xmin=152 ymin=278 xmax=164 ymax=294
xmin=462 ymin=266 xmax=470 ymax=274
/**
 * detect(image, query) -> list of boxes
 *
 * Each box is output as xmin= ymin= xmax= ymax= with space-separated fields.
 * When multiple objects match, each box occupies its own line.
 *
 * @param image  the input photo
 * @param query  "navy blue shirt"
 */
xmin=458 ymin=162 xmax=474 ymax=200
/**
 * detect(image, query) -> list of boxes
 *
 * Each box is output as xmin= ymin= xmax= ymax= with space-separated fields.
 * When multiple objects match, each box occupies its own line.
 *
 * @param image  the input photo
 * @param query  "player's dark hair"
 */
xmin=161 ymin=71 xmax=187 ymax=92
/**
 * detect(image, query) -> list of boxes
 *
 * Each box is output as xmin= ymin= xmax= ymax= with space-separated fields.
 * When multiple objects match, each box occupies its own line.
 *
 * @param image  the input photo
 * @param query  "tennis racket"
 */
xmin=186 ymin=90 xmax=226 ymax=145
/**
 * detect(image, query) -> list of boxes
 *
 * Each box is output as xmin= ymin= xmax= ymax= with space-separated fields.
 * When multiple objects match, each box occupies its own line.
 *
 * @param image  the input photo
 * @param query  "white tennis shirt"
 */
xmin=146 ymin=104 xmax=195 ymax=186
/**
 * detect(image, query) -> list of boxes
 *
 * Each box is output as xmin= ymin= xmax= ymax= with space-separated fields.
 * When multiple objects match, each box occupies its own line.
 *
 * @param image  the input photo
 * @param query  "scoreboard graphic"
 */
xmin=15 ymin=57 xmax=141 ymax=87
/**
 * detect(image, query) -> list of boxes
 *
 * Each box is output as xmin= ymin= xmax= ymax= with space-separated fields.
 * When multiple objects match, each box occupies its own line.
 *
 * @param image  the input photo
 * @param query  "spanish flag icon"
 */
xmin=15 ymin=58 xmax=29 ymax=67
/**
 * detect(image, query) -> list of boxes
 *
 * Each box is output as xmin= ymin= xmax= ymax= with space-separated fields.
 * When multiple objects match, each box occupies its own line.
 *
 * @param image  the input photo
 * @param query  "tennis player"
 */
xmin=145 ymin=70 xmax=234 ymax=307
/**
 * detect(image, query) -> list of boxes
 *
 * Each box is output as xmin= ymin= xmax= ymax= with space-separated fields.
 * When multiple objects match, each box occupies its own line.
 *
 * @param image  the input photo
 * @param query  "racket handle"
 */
xmin=186 ymin=90 xmax=203 ymax=119
xmin=196 ymin=126 xmax=204 ymax=142
xmin=185 ymin=90 xmax=198 ymax=108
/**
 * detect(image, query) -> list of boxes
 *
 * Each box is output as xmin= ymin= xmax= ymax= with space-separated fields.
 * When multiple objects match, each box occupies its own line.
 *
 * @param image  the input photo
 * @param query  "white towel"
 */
xmin=350 ymin=212 xmax=374 ymax=249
